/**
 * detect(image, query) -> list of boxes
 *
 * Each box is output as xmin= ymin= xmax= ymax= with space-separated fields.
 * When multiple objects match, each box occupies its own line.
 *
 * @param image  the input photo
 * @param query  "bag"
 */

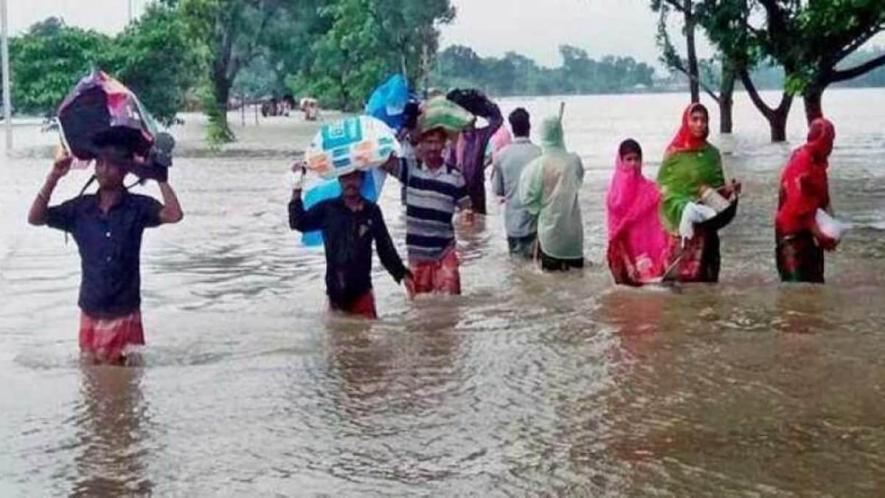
xmin=305 ymin=116 xmax=400 ymax=179
xmin=418 ymin=97 xmax=474 ymax=135
xmin=57 ymin=70 xmax=156 ymax=160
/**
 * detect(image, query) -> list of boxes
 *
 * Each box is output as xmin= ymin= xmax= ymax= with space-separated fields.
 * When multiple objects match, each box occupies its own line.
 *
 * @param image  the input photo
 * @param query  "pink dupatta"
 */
xmin=606 ymin=154 xmax=670 ymax=283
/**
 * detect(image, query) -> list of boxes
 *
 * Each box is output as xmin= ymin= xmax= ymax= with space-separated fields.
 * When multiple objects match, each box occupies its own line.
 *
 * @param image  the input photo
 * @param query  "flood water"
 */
xmin=1 ymin=89 xmax=884 ymax=496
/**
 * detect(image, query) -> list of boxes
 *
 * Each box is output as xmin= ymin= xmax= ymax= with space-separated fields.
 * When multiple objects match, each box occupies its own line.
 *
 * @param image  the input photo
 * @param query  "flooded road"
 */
xmin=1 ymin=89 xmax=884 ymax=496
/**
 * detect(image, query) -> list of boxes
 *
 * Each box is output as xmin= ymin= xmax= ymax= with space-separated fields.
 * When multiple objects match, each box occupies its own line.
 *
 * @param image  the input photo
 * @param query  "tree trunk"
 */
xmin=719 ymin=62 xmax=736 ymax=134
xmin=803 ymin=85 xmax=824 ymax=124
xmin=739 ymin=68 xmax=793 ymax=142
xmin=208 ymin=71 xmax=236 ymax=144
xmin=684 ymin=0 xmax=700 ymax=103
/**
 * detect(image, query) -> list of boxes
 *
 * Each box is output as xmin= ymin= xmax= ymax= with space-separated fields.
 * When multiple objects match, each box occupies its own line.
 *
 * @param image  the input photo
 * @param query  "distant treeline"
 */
xmin=429 ymin=44 xmax=885 ymax=96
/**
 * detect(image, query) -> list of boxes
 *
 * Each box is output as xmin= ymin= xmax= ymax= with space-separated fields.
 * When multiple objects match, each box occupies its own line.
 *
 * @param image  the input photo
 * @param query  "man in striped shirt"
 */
xmin=383 ymin=128 xmax=473 ymax=295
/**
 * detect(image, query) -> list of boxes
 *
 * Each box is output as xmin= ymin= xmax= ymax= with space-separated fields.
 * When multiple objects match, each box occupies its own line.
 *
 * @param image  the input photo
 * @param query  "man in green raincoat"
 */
xmin=518 ymin=116 xmax=585 ymax=271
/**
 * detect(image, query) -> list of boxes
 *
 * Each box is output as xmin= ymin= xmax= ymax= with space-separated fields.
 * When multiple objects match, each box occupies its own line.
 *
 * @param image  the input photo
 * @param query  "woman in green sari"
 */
xmin=657 ymin=103 xmax=741 ymax=282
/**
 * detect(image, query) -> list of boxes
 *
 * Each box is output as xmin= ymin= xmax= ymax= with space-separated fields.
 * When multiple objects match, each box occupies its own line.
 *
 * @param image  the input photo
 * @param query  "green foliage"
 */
xmin=293 ymin=0 xmax=454 ymax=110
xmin=9 ymin=19 xmax=110 ymax=116
xmin=432 ymin=45 xmax=656 ymax=96
xmin=109 ymin=4 xmax=203 ymax=125
xmin=7 ymin=6 xmax=200 ymax=125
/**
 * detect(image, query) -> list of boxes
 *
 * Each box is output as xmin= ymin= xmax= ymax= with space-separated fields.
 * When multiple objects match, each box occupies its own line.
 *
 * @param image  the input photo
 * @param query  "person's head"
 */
xmin=540 ymin=116 xmax=565 ymax=152
xmin=618 ymin=139 xmax=643 ymax=170
xmin=418 ymin=128 xmax=448 ymax=167
xmin=806 ymin=117 xmax=836 ymax=160
xmin=338 ymin=170 xmax=365 ymax=200
xmin=94 ymin=143 xmax=133 ymax=190
xmin=509 ymin=108 xmax=531 ymax=138
xmin=687 ymin=103 xmax=709 ymax=140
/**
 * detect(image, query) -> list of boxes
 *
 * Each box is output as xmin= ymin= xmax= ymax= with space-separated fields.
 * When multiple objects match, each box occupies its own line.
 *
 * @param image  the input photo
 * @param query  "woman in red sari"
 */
xmin=775 ymin=118 xmax=838 ymax=283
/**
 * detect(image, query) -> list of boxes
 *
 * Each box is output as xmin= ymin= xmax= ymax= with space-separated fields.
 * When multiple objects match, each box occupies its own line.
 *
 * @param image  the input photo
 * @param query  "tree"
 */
xmin=656 ymin=4 xmax=737 ymax=133
xmin=651 ymin=0 xmax=701 ymax=103
xmin=109 ymin=3 xmax=202 ymax=125
xmin=181 ymin=0 xmax=293 ymax=143
xmin=700 ymin=0 xmax=885 ymax=140
xmin=369 ymin=0 xmax=455 ymax=86
xmin=295 ymin=0 xmax=454 ymax=110
xmin=9 ymin=19 xmax=110 ymax=116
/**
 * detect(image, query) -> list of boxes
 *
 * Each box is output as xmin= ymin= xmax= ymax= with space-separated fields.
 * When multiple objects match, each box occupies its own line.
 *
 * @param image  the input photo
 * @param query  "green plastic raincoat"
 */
xmin=518 ymin=117 xmax=584 ymax=260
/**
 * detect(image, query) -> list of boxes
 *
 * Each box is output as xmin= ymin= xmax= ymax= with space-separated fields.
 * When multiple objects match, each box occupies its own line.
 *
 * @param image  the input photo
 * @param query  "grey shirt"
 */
xmin=492 ymin=137 xmax=543 ymax=238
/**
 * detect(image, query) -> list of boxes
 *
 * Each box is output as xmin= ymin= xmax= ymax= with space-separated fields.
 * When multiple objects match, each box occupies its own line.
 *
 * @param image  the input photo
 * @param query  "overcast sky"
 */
xmin=6 ymin=0 xmax=884 ymax=68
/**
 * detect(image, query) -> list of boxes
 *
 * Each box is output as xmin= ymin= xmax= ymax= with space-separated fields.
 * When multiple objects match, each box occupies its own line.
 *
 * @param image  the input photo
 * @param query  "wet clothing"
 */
xmin=507 ymin=233 xmax=537 ymax=259
xmin=409 ymin=248 xmax=461 ymax=295
xmin=518 ymin=117 xmax=585 ymax=263
xmin=775 ymin=118 xmax=836 ymax=284
xmin=776 ymin=232 xmax=825 ymax=283
xmin=330 ymin=291 xmax=378 ymax=319
xmin=289 ymin=197 xmax=409 ymax=310
xmin=79 ymin=309 xmax=145 ymax=364
xmin=656 ymin=103 xmax=733 ymax=283
xmin=775 ymin=119 xmax=834 ymax=236
xmin=450 ymin=102 xmax=503 ymax=215
xmin=606 ymin=153 xmax=670 ymax=285
xmin=538 ymin=246 xmax=584 ymax=272
xmin=657 ymin=103 xmax=727 ymax=233
xmin=493 ymin=137 xmax=542 ymax=239
xmin=391 ymin=157 xmax=471 ymax=263
xmin=46 ymin=192 xmax=163 ymax=318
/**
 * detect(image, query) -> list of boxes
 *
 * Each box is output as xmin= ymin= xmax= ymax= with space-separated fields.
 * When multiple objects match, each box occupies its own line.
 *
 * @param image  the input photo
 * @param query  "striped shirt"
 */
xmin=393 ymin=157 xmax=471 ymax=262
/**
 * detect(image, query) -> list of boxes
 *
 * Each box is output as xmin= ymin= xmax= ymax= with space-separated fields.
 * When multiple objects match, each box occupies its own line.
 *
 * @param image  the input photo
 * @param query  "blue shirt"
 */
xmin=46 ymin=192 xmax=163 ymax=318
xmin=393 ymin=157 xmax=471 ymax=262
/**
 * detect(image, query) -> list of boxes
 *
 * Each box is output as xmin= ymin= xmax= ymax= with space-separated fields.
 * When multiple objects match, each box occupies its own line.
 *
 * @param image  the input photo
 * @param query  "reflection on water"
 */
xmin=72 ymin=366 xmax=152 ymax=497
xmin=1 ymin=90 xmax=885 ymax=495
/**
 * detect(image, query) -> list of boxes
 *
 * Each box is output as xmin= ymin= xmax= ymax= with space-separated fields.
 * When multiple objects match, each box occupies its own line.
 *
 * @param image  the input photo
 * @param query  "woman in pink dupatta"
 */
xmin=606 ymin=139 xmax=671 ymax=286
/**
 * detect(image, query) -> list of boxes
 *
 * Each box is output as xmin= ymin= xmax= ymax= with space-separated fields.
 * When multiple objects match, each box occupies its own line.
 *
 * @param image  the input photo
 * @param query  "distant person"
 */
xmin=518 ymin=115 xmax=585 ymax=271
xmin=775 ymin=117 xmax=840 ymax=283
xmin=492 ymin=108 xmax=542 ymax=258
xmin=657 ymin=103 xmax=741 ymax=283
xmin=27 ymin=135 xmax=183 ymax=365
xmin=382 ymin=126 xmax=473 ymax=295
xmin=447 ymin=89 xmax=503 ymax=216
xmin=606 ymin=139 xmax=671 ymax=285
xmin=288 ymin=166 xmax=413 ymax=318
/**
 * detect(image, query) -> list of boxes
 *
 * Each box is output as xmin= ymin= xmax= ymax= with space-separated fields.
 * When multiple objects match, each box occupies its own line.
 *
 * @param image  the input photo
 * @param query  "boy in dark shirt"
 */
xmin=288 ymin=164 xmax=412 ymax=319
xmin=28 ymin=139 xmax=183 ymax=365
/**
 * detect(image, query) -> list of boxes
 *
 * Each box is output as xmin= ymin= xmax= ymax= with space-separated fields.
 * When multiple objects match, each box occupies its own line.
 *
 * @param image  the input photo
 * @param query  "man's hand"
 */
xmin=49 ymin=153 xmax=73 ymax=182
xmin=403 ymin=273 xmax=416 ymax=299
xmin=462 ymin=208 xmax=476 ymax=226
xmin=289 ymin=161 xmax=307 ymax=195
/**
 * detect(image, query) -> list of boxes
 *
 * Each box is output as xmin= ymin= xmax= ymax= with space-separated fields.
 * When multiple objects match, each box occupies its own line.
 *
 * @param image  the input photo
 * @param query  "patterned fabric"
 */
xmin=79 ymin=310 xmax=145 ymax=365
xmin=776 ymin=232 xmax=825 ymax=283
xmin=393 ymin=157 xmax=471 ymax=263
xmin=330 ymin=291 xmax=378 ymax=319
xmin=606 ymin=153 xmax=670 ymax=284
xmin=664 ymin=231 xmax=720 ymax=283
xmin=409 ymin=248 xmax=461 ymax=296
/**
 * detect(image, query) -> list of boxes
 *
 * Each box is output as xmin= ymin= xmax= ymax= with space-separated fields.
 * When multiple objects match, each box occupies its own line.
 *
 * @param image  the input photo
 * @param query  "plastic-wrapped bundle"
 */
xmin=57 ymin=70 xmax=157 ymax=160
xmin=305 ymin=116 xmax=401 ymax=179
xmin=417 ymin=97 xmax=474 ymax=135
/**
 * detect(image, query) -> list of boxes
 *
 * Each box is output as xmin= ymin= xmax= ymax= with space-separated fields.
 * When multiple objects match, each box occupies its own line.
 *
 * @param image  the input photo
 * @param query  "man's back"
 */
xmin=493 ymin=138 xmax=542 ymax=238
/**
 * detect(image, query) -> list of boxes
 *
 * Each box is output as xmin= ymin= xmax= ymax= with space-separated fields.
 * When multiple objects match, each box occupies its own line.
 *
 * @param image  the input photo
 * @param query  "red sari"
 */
xmin=775 ymin=118 xmax=835 ymax=283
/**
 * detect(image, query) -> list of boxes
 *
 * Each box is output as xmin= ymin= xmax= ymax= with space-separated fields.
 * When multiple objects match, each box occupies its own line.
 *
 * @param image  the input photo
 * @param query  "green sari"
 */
xmin=656 ymin=144 xmax=725 ymax=233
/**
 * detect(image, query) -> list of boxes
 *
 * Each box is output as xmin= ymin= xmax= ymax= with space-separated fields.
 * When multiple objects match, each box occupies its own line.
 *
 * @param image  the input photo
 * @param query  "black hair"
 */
xmin=689 ymin=103 xmax=709 ymax=119
xmin=509 ymin=108 xmax=530 ymax=137
xmin=618 ymin=138 xmax=643 ymax=159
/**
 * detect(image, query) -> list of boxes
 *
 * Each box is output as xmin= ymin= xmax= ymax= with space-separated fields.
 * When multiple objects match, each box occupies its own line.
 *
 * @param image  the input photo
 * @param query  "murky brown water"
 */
xmin=2 ymin=90 xmax=884 ymax=496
